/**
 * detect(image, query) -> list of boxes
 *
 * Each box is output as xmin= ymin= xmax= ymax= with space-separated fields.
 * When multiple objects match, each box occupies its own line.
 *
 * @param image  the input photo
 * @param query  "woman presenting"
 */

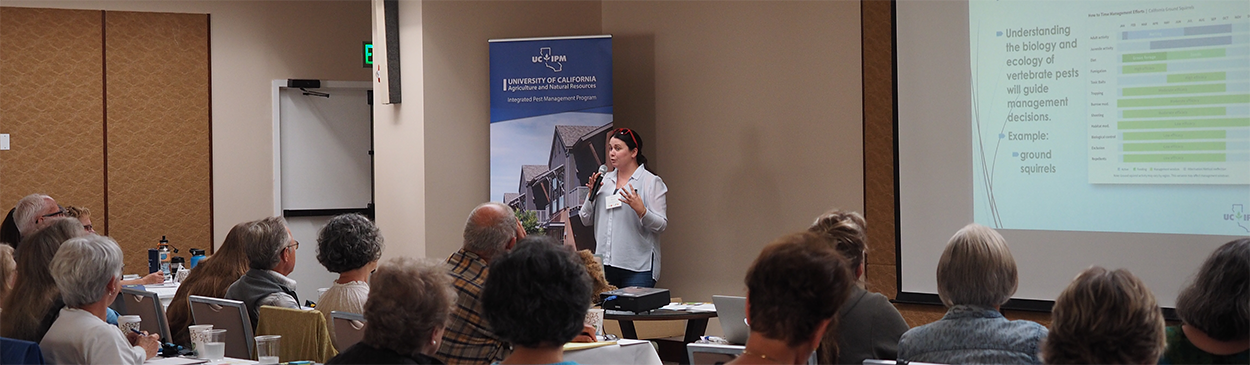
xmin=580 ymin=128 xmax=668 ymax=288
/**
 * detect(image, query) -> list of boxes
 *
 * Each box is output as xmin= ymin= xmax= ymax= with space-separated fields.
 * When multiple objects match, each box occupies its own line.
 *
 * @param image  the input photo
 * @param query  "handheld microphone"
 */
xmin=589 ymin=165 xmax=607 ymax=200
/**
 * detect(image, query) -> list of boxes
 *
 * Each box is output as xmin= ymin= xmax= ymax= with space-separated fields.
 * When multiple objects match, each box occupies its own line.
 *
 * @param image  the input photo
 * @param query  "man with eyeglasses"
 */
xmin=2 ymin=193 xmax=63 ymax=249
xmin=225 ymin=216 xmax=302 ymax=329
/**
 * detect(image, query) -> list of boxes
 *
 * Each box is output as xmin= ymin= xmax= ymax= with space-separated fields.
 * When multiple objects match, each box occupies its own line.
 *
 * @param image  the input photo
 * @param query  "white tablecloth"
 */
xmin=564 ymin=339 xmax=662 ymax=365
xmin=143 ymin=282 xmax=180 ymax=309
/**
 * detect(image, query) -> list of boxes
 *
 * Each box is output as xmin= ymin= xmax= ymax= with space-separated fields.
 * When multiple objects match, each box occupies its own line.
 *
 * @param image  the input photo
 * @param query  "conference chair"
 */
xmin=687 ymin=343 xmax=821 ymax=365
xmin=1 ymin=337 xmax=45 ymax=364
xmin=863 ymin=360 xmax=948 ymax=365
xmin=256 ymin=305 xmax=337 ymax=363
xmin=330 ymin=311 xmax=367 ymax=352
xmin=189 ymin=295 xmax=254 ymax=359
xmin=687 ymin=343 xmax=743 ymax=365
xmin=114 ymin=288 xmax=174 ymax=342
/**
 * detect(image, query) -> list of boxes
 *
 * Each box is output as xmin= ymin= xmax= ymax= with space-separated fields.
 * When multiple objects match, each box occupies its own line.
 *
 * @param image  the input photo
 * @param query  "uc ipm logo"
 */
xmin=532 ymin=47 xmax=566 ymax=72
xmin=1228 ymin=204 xmax=1249 ymax=233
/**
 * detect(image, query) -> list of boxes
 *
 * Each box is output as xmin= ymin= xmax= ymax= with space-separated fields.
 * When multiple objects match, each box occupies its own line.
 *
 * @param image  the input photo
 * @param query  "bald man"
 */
xmin=435 ymin=202 xmax=526 ymax=365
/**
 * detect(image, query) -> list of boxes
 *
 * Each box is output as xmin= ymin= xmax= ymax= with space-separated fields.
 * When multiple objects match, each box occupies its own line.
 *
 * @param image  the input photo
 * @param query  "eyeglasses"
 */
xmin=287 ymin=241 xmax=300 ymax=251
xmin=83 ymin=224 xmax=94 ymax=232
xmin=42 ymin=208 xmax=65 ymax=218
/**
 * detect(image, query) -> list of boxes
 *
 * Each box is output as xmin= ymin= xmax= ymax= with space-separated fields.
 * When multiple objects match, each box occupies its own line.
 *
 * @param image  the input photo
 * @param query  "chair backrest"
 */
xmin=256 ymin=305 xmax=338 ymax=363
xmin=329 ymin=311 xmax=366 ymax=351
xmin=115 ymin=287 xmax=173 ymax=342
xmin=189 ymin=295 xmax=254 ymax=359
xmin=1 ymin=336 xmax=46 ymax=365
xmin=688 ymin=343 xmax=743 ymax=365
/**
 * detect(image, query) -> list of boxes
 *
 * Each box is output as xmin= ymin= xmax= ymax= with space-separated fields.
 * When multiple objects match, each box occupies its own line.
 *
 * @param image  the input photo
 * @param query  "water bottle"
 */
xmin=189 ymin=248 xmax=207 ymax=269
xmin=158 ymin=236 xmax=171 ymax=277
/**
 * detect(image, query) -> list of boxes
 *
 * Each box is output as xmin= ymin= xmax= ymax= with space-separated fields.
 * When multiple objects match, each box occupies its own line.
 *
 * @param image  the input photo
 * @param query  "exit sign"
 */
xmin=363 ymin=42 xmax=373 ymax=68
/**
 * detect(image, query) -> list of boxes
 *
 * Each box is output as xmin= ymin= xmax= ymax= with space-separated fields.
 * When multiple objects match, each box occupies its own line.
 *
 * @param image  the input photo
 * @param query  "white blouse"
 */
xmin=317 ymin=280 xmax=369 ymax=350
xmin=40 ymin=307 xmax=147 ymax=365
xmin=578 ymin=164 xmax=669 ymax=280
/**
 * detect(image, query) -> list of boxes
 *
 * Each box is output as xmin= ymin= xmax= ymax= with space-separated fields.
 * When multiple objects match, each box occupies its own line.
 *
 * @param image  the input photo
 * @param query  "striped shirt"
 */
xmin=434 ymin=249 xmax=510 ymax=365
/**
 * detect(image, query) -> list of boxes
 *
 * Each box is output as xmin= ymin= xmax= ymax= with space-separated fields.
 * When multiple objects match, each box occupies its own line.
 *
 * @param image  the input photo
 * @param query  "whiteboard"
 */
xmin=279 ymin=86 xmax=372 ymax=210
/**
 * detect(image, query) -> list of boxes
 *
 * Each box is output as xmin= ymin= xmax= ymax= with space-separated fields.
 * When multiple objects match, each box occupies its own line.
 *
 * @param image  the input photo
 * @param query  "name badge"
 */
xmin=606 ymin=193 xmax=623 ymax=209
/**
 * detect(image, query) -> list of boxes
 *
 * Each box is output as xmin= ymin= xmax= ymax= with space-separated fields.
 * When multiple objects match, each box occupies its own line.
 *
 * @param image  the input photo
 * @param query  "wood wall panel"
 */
xmin=105 ymin=11 xmax=211 ymax=274
xmin=0 ymin=7 xmax=105 ymax=229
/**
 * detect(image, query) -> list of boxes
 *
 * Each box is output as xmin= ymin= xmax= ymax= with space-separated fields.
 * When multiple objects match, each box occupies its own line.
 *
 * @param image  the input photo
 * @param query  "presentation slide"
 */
xmin=897 ymin=0 xmax=1249 ymax=308
xmin=970 ymin=1 xmax=1249 ymax=236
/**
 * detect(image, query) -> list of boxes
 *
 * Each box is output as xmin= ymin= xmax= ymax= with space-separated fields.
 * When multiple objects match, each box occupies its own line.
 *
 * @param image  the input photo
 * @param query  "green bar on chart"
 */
xmin=1122 ymin=107 xmax=1226 ymax=119
xmin=1123 ymin=142 xmax=1226 ymax=152
xmin=1121 ymin=48 xmax=1224 ymax=63
xmin=1124 ymin=153 xmax=1226 ymax=162
xmin=1167 ymin=48 xmax=1226 ymax=60
xmin=1119 ymin=117 xmax=1247 ymax=129
xmin=1118 ymin=94 xmax=1250 ymax=108
xmin=1167 ymin=72 xmax=1226 ymax=83
xmin=1122 ymin=83 xmax=1226 ymax=96
xmin=1122 ymin=130 xmax=1227 ymax=140
xmin=1123 ymin=63 xmax=1167 ymax=74
xmin=1123 ymin=52 xmax=1167 ymax=62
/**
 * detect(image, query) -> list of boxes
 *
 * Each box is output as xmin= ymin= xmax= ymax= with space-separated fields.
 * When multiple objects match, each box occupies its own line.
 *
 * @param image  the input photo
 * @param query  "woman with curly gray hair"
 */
xmin=326 ymin=257 xmax=456 ymax=364
xmin=316 ymin=213 xmax=384 ymax=350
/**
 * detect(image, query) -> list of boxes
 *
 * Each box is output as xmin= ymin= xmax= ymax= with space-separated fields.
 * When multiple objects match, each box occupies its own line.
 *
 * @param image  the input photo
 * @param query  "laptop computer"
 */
xmin=712 ymin=295 xmax=749 ymax=345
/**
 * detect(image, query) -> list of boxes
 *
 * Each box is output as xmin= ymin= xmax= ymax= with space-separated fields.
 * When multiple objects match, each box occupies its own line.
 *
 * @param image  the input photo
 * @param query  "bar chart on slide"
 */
xmin=1087 ymin=16 xmax=1249 ymax=184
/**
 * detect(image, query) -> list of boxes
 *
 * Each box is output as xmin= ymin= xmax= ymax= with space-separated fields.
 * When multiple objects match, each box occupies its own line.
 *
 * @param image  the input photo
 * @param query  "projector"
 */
xmin=600 ymin=287 xmax=670 ymax=313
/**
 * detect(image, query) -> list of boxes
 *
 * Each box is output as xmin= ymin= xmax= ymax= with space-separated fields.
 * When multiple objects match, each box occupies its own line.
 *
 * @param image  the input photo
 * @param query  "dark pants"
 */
xmin=605 ymin=265 xmax=655 ymax=288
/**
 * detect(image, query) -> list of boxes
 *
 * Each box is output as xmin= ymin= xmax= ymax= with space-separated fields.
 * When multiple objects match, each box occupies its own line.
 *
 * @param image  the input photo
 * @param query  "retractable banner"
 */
xmin=489 ymin=35 xmax=612 ymax=249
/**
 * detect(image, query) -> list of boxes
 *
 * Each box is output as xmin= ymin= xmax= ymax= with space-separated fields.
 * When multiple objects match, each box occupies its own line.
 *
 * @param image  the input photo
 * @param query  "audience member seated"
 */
xmin=1 ymin=208 xmax=19 ymax=246
xmin=482 ymin=236 xmax=591 ymax=365
xmin=1160 ymin=238 xmax=1249 ymax=364
xmin=316 ymin=213 xmax=384 ymax=350
xmin=726 ymin=232 xmax=854 ymax=365
xmin=40 ymin=235 xmax=161 ymax=364
xmin=0 ymin=218 xmax=86 ymax=342
xmin=576 ymin=249 xmax=616 ymax=304
xmin=898 ymin=223 xmax=1047 ymax=364
xmin=61 ymin=206 xmax=95 ymax=234
xmin=64 ymin=205 xmax=164 ymax=286
xmin=166 ymin=221 xmax=253 ymax=347
xmin=8 ymin=194 xmax=63 ymax=249
xmin=435 ymin=202 xmax=525 ymax=365
xmin=1042 ymin=266 xmax=1165 ymax=364
xmin=326 ymin=257 xmax=456 ymax=365
xmin=808 ymin=209 xmax=909 ymax=364
xmin=0 ymin=244 xmax=14 ymax=310
xmin=225 ymin=216 xmax=300 ymax=329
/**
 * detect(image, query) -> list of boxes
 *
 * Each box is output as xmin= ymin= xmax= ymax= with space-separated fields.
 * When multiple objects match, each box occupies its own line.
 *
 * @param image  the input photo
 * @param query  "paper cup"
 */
xmin=584 ymin=308 xmax=605 ymax=338
xmin=188 ymin=324 xmax=213 ymax=357
xmin=118 ymin=315 xmax=142 ymax=334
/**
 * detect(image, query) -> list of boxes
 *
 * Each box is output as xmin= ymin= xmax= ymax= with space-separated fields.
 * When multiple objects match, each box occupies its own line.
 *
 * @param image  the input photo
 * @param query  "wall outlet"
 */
xmin=0 ymin=134 xmax=9 ymax=150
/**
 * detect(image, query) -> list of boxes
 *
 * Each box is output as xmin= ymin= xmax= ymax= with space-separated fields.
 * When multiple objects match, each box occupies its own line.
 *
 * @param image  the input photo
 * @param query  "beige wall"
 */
xmin=601 ymin=1 xmax=864 ymax=301
xmin=411 ymin=1 xmax=863 ymax=302
xmin=419 ymin=1 xmax=603 ymax=259
xmin=373 ymin=0 xmax=428 ymax=260
xmin=6 ymin=1 xmax=373 ymax=250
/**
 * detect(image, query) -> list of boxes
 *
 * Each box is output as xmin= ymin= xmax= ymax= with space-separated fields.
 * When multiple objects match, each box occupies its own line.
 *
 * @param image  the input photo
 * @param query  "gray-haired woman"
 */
xmin=39 ymin=235 xmax=161 ymax=364
xmin=897 ymin=224 xmax=1047 ymax=364
xmin=316 ymin=213 xmax=384 ymax=350
xmin=327 ymin=257 xmax=455 ymax=364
